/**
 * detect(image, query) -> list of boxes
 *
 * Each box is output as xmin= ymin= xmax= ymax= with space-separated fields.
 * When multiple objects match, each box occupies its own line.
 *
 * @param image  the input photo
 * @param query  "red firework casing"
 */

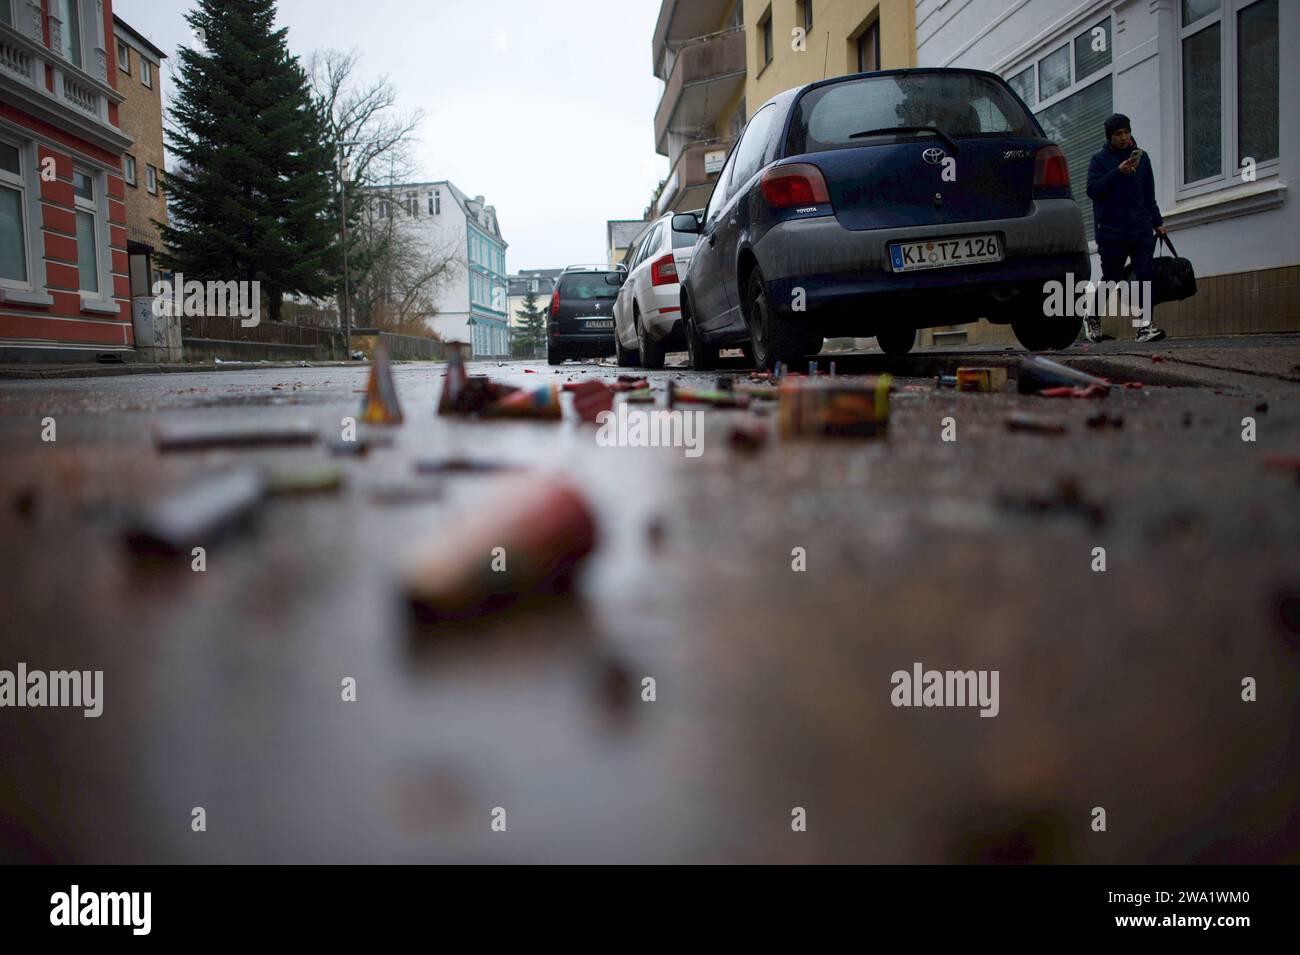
xmin=405 ymin=476 xmax=597 ymax=621
xmin=567 ymin=379 xmax=615 ymax=423
xmin=484 ymin=384 xmax=562 ymax=419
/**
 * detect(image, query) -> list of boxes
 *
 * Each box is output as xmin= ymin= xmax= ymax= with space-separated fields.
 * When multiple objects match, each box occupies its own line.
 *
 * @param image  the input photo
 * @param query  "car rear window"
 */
xmin=560 ymin=273 xmax=618 ymax=299
xmin=787 ymin=72 xmax=1039 ymax=155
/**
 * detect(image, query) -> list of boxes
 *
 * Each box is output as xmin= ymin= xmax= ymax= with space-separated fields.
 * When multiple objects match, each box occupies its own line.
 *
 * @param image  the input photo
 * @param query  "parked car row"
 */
xmin=548 ymin=67 xmax=1091 ymax=370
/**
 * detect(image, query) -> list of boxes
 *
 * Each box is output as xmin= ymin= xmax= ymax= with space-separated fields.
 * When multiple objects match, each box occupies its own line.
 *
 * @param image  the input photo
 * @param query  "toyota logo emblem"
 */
xmin=922 ymin=147 xmax=946 ymax=165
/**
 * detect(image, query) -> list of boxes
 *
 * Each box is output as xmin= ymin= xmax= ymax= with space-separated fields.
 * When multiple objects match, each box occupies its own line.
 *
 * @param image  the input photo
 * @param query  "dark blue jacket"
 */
xmin=1086 ymin=140 xmax=1163 ymax=242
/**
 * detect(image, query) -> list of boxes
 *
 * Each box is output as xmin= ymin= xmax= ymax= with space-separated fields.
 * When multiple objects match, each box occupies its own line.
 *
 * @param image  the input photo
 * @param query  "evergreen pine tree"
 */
xmin=514 ymin=288 xmax=545 ymax=358
xmin=159 ymin=0 xmax=339 ymax=322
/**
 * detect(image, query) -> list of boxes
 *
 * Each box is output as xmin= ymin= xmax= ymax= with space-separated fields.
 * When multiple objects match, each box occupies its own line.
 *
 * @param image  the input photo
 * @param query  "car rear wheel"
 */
xmin=547 ymin=349 xmax=564 ymax=366
xmin=614 ymin=326 xmax=638 ymax=367
xmin=876 ymin=325 xmax=917 ymax=356
xmin=635 ymin=310 xmax=665 ymax=370
xmin=1012 ymin=316 xmax=1082 ymax=351
xmin=746 ymin=268 xmax=819 ymax=371
xmin=683 ymin=296 xmax=718 ymax=371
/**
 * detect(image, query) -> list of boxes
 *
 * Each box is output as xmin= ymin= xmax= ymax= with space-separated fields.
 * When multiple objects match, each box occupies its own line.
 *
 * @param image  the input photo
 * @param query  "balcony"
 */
xmin=657 ymin=137 xmax=734 ymax=215
xmin=0 ymin=18 xmax=129 ymax=154
xmin=653 ymin=27 xmax=745 ymax=157
xmin=0 ymin=32 xmax=36 ymax=86
xmin=653 ymin=0 xmax=736 ymax=78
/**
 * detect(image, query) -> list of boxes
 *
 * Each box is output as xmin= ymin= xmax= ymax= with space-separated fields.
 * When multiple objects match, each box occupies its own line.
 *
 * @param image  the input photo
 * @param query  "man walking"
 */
xmin=1085 ymin=113 xmax=1168 ymax=343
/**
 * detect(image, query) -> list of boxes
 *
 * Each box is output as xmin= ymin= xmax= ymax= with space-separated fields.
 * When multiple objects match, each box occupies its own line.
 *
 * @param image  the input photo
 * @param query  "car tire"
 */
xmin=745 ymin=268 xmax=818 ymax=371
xmin=636 ymin=309 xmax=665 ymax=370
xmin=876 ymin=326 xmax=917 ymax=356
xmin=1012 ymin=316 xmax=1081 ymax=351
xmin=547 ymin=349 xmax=564 ymax=366
xmin=683 ymin=294 xmax=718 ymax=371
xmin=615 ymin=327 xmax=639 ymax=367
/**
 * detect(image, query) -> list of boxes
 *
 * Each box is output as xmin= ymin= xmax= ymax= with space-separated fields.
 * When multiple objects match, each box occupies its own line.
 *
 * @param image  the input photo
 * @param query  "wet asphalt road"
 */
xmin=1 ymin=352 xmax=1297 ymax=863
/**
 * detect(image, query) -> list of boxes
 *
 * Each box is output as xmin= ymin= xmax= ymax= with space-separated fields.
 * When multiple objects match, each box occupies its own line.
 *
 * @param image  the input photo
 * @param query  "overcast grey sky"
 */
xmin=113 ymin=0 xmax=669 ymax=271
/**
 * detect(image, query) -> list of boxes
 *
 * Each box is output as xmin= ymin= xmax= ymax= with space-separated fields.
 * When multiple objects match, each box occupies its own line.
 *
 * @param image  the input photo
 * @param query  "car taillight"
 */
xmin=549 ymin=286 xmax=561 ymax=317
xmin=1033 ymin=145 xmax=1070 ymax=193
xmin=760 ymin=163 xmax=831 ymax=209
xmin=650 ymin=253 xmax=678 ymax=287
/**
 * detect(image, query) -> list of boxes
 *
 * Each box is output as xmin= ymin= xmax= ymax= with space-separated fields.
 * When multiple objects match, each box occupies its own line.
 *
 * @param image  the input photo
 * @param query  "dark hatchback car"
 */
xmin=546 ymin=265 xmax=622 ymax=365
xmin=675 ymin=68 xmax=1091 ymax=368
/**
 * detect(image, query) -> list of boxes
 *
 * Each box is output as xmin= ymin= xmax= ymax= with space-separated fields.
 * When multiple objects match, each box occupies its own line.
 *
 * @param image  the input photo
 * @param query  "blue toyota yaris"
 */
xmin=674 ymin=68 xmax=1091 ymax=369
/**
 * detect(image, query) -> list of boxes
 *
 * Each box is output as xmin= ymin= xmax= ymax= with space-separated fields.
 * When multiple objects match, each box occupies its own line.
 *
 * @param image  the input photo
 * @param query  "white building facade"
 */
xmin=373 ymin=180 xmax=510 ymax=357
xmin=915 ymin=0 xmax=1295 ymax=341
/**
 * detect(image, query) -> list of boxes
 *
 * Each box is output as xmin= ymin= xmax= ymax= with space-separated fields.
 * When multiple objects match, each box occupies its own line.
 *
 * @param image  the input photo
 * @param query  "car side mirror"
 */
xmin=604 ymin=273 xmax=625 ymax=286
xmin=671 ymin=213 xmax=701 ymax=234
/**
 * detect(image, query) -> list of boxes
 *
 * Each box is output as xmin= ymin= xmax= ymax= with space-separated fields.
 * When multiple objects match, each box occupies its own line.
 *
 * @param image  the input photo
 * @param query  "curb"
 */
xmin=0 ymin=360 xmax=441 ymax=381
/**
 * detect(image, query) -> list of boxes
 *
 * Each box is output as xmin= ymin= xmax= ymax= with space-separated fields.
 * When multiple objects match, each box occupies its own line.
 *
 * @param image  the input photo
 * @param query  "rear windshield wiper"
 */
xmin=848 ymin=125 xmax=959 ymax=154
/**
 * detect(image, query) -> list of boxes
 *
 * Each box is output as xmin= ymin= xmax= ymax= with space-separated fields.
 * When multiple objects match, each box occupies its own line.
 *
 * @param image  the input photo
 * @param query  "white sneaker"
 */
xmin=1134 ymin=325 xmax=1166 ymax=344
xmin=1084 ymin=317 xmax=1111 ymax=343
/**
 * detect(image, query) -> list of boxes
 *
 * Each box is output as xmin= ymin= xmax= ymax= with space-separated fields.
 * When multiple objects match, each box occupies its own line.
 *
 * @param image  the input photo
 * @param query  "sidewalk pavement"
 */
xmin=1 ymin=334 xmax=1296 ymax=394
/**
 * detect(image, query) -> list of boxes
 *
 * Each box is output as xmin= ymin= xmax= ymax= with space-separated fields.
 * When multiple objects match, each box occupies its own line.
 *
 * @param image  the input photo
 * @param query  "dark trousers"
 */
xmin=1097 ymin=236 xmax=1157 ymax=326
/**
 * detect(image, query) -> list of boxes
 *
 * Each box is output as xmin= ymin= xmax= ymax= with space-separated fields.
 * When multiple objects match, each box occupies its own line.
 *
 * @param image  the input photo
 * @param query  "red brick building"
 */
xmin=1 ymin=0 xmax=135 ymax=362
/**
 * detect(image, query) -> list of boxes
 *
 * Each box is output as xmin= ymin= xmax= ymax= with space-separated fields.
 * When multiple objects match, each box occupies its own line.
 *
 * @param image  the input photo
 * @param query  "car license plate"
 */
xmin=584 ymin=320 xmax=612 ymax=329
xmin=889 ymin=235 xmax=1002 ymax=272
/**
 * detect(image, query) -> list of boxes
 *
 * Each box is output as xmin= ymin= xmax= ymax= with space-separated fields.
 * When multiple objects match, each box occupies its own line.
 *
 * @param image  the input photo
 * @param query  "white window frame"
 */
xmin=1004 ymin=14 xmax=1114 ymax=117
xmin=140 ymin=57 xmax=152 ymax=88
xmin=56 ymin=0 xmax=82 ymax=70
xmin=1175 ymin=0 xmax=1280 ymax=199
xmin=116 ymin=39 xmax=130 ymax=73
xmin=757 ymin=7 xmax=773 ymax=70
xmin=146 ymin=163 xmax=157 ymax=195
xmin=0 ymin=134 xmax=40 ymax=293
xmin=123 ymin=153 xmax=136 ymax=187
xmin=72 ymin=166 xmax=106 ymax=296
xmin=1002 ymin=15 xmax=1116 ymax=252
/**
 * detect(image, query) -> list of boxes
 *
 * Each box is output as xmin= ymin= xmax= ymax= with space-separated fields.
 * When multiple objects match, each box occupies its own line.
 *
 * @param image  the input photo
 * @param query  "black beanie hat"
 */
xmin=1104 ymin=113 xmax=1131 ymax=138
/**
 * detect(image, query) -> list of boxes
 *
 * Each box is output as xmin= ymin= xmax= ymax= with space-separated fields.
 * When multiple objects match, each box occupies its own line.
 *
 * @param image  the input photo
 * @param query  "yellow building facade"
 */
xmin=744 ymin=1 xmax=916 ymax=109
xmin=652 ymin=1 xmax=916 ymax=219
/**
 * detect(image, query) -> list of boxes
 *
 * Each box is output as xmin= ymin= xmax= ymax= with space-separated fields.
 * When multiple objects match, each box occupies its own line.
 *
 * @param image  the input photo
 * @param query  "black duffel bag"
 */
xmin=1148 ymin=234 xmax=1197 ymax=305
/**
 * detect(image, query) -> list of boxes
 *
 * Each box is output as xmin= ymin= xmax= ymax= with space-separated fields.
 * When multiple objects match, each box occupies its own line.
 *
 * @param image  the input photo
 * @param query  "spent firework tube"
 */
xmin=127 ymin=469 xmax=265 ymax=557
xmin=567 ymin=379 xmax=615 ymax=423
xmin=778 ymin=374 xmax=892 ymax=438
xmin=484 ymin=384 xmax=563 ymax=419
xmin=437 ymin=342 xmax=469 ymax=414
xmin=404 ymin=476 xmax=597 ymax=621
xmin=956 ymin=366 xmax=1008 ymax=393
xmin=1017 ymin=355 xmax=1110 ymax=394
xmin=666 ymin=380 xmax=751 ymax=408
xmin=731 ymin=384 xmax=779 ymax=400
xmin=359 ymin=339 xmax=404 ymax=424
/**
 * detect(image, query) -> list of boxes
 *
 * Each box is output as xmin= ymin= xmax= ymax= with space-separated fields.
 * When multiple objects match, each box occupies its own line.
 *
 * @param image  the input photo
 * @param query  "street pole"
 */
xmin=337 ymin=139 xmax=365 ymax=359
